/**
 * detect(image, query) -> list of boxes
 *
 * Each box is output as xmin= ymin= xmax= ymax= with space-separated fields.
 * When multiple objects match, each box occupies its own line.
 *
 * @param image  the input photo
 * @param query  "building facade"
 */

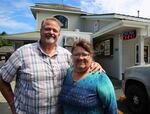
xmin=4 ymin=3 xmax=150 ymax=80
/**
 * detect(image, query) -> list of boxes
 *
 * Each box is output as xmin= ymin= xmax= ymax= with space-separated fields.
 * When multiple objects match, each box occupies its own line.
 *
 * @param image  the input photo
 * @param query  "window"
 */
xmin=135 ymin=44 xmax=139 ymax=64
xmin=54 ymin=15 xmax=68 ymax=28
xmin=94 ymin=20 xmax=100 ymax=32
xmin=135 ymin=45 xmax=149 ymax=64
xmin=144 ymin=46 xmax=149 ymax=63
xmin=93 ymin=38 xmax=113 ymax=56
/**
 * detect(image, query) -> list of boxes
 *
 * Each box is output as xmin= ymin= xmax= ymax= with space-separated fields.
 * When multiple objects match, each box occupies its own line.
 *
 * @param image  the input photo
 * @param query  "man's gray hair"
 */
xmin=41 ymin=17 xmax=61 ymax=30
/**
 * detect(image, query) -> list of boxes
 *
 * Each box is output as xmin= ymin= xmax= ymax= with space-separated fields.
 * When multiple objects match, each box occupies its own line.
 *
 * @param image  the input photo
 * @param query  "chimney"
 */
xmin=137 ymin=10 xmax=140 ymax=17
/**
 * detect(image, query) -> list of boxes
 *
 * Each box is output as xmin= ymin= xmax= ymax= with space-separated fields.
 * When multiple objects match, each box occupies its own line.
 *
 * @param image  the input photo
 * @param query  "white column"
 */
xmin=138 ymin=36 xmax=145 ymax=65
xmin=118 ymin=34 xmax=123 ymax=80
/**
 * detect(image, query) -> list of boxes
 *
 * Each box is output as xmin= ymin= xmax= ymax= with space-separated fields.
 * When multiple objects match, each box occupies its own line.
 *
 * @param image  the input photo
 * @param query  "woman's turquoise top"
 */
xmin=59 ymin=67 xmax=118 ymax=114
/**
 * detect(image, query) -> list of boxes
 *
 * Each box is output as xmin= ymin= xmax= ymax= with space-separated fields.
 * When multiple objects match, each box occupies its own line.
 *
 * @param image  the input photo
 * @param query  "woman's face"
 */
xmin=72 ymin=46 xmax=92 ymax=73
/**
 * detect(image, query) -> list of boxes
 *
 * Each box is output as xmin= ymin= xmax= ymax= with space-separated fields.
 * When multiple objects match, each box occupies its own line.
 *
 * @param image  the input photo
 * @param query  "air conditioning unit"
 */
xmin=64 ymin=36 xmax=79 ymax=46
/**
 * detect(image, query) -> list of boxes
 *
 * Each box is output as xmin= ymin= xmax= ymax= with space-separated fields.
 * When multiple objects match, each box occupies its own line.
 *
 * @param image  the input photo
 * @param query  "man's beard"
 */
xmin=45 ymin=37 xmax=55 ymax=44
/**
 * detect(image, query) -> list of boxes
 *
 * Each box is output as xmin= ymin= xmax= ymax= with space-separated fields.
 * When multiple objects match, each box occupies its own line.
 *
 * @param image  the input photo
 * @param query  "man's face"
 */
xmin=40 ymin=20 xmax=60 ymax=45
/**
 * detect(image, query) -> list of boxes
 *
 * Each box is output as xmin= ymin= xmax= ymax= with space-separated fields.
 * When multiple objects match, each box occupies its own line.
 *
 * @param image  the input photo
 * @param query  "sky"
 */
xmin=0 ymin=0 xmax=150 ymax=34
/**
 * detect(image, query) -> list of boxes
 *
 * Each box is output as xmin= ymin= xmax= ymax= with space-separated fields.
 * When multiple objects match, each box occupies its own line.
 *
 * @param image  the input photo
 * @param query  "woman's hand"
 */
xmin=90 ymin=61 xmax=105 ymax=73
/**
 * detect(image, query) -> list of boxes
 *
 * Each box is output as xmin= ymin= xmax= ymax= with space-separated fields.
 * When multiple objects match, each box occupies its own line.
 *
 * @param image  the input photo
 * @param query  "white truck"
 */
xmin=122 ymin=65 xmax=150 ymax=114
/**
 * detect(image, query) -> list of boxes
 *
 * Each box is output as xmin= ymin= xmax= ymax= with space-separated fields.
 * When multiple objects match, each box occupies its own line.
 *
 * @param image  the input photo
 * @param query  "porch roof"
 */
xmin=2 ymin=31 xmax=40 ymax=41
xmin=2 ymin=31 xmax=92 ymax=41
xmin=92 ymin=19 xmax=150 ymax=38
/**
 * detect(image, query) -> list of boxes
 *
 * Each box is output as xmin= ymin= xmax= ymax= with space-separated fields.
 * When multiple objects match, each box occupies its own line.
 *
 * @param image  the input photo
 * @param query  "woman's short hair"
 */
xmin=71 ymin=39 xmax=93 ymax=55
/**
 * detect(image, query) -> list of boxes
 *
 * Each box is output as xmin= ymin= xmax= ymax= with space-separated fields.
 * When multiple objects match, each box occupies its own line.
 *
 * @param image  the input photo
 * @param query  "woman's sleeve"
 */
xmin=96 ymin=72 xmax=118 ymax=114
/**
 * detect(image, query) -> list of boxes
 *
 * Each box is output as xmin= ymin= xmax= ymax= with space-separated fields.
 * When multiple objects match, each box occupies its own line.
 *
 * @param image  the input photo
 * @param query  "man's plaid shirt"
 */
xmin=0 ymin=42 xmax=71 ymax=114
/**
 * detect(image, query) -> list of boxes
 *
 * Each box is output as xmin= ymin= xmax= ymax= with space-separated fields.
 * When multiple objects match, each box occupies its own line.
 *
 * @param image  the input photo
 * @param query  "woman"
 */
xmin=59 ymin=40 xmax=117 ymax=114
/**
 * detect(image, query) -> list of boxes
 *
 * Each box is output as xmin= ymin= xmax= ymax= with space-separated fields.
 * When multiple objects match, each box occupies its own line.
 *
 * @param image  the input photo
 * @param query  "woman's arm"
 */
xmin=97 ymin=72 xmax=118 ymax=114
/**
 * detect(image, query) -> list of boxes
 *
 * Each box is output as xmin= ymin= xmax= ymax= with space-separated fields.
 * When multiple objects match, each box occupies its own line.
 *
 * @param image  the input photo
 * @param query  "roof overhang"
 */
xmin=2 ymin=31 xmax=40 ymax=41
xmin=81 ymin=13 xmax=150 ymax=23
xmin=31 ymin=4 xmax=88 ymax=19
xmin=2 ymin=31 xmax=92 ymax=41
xmin=92 ymin=19 xmax=150 ymax=38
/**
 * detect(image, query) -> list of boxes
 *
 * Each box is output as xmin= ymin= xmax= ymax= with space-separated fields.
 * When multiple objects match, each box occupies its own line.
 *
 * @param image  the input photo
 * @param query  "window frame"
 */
xmin=54 ymin=15 xmax=68 ymax=29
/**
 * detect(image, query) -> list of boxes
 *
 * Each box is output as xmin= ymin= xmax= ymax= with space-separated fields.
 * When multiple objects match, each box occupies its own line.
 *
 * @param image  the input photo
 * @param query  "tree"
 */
xmin=0 ymin=32 xmax=14 ymax=47
xmin=1 ymin=31 xmax=7 ymax=35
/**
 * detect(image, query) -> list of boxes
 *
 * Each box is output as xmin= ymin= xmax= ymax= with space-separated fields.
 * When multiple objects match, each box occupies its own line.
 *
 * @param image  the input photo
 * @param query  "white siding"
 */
xmin=36 ymin=11 xmax=81 ymax=31
xmin=122 ymin=38 xmax=137 ymax=72
xmin=94 ymin=35 xmax=120 ymax=79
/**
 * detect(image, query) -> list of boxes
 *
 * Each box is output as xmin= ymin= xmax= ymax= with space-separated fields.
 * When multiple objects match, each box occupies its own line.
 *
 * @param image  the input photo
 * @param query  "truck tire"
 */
xmin=126 ymin=84 xmax=148 ymax=114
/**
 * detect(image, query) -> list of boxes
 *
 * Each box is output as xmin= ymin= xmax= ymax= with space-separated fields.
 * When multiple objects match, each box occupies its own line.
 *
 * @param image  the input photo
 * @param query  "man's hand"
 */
xmin=90 ymin=61 xmax=105 ymax=73
xmin=10 ymin=102 xmax=16 ymax=114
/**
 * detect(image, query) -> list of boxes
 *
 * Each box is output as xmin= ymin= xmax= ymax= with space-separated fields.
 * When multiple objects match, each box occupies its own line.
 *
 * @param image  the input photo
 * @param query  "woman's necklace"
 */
xmin=72 ymin=80 xmax=77 ymax=86
xmin=72 ymin=68 xmax=90 ymax=85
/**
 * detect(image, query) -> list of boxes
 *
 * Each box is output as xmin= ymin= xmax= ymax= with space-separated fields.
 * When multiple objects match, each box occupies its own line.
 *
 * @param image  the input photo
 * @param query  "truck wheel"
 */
xmin=126 ymin=84 xmax=148 ymax=114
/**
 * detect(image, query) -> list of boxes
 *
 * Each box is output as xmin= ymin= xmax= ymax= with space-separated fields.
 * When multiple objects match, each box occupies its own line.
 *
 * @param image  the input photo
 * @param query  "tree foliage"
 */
xmin=0 ymin=32 xmax=14 ymax=47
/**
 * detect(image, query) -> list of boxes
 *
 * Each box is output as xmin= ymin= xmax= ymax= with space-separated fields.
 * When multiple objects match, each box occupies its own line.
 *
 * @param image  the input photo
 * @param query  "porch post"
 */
xmin=118 ymin=34 xmax=123 ymax=80
xmin=138 ymin=36 xmax=145 ymax=65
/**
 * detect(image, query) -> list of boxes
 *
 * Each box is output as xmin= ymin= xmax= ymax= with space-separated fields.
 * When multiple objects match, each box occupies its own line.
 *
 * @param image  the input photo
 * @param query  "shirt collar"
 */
xmin=37 ymin=40 xmax=58 ymax=57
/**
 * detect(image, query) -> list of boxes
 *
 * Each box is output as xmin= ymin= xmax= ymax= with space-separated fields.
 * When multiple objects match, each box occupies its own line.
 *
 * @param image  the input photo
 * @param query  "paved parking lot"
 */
xmin=111 ymin=79 xmax=132 ymax=114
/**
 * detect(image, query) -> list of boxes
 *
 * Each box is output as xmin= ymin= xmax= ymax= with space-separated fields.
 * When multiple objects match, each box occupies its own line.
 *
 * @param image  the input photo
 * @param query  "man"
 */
xmin=0 ymin=18 xmax=103 ymax=114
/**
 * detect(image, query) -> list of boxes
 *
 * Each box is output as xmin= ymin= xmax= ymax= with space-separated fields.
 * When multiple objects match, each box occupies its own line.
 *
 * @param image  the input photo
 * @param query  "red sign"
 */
xmin=122 ymin=30 xmax=136 ymax=40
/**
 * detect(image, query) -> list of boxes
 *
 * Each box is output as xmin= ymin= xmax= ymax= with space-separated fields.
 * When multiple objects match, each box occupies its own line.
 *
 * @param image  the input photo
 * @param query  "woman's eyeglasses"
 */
xmin=72 ymin=53 xmax=90 ymax=58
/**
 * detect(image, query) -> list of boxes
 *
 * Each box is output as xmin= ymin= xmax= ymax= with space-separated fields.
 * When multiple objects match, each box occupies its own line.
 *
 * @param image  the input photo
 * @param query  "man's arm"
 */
xmin=90 ymin=61 xmax=105 ymax=73
xmin=0 ymin=75 xmax=16 ymax=114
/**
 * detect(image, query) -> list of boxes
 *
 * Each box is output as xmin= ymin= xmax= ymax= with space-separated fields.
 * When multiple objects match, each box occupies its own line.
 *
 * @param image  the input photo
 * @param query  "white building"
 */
xmin=3 ymin=3 xmax=150 ymax=80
